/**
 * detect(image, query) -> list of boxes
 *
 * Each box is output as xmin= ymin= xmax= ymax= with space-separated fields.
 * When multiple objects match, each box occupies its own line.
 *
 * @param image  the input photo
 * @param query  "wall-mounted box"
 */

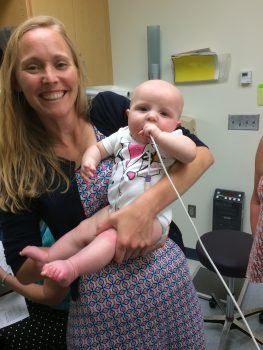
xmin=228 ymin=114 xmax=259 ymax=130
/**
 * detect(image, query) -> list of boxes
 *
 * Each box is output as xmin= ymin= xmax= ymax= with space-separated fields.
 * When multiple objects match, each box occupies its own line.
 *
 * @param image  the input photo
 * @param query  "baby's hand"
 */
xmin=142 ymin=123 xmax=161 ymax=140
xmin=80 ymin=158 xmax=97 ymax=181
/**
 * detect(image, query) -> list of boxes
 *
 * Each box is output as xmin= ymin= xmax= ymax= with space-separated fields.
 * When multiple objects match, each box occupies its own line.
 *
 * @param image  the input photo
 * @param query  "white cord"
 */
xmin=150 ymin=135 xmax=261 ymax=350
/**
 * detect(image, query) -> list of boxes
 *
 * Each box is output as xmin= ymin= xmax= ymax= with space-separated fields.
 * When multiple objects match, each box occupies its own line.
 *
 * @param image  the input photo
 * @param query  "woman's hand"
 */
xmin=97 ymin=198 xmax=156 ymax=263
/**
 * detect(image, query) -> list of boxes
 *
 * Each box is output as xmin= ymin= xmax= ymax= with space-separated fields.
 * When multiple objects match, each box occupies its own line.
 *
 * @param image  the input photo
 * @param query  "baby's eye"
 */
xmin=136 ymin=106 xmax=148 ymax=112
xmin=160 ymin=111 xmax=169 ymax=117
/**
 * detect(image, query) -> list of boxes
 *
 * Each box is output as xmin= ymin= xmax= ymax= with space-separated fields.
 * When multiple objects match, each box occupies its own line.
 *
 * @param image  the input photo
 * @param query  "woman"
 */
xmin=246 ymin=137 xmax=263 ymax=323
xmin=0 ymin=25 xmax=68 ymax=350
xmin=247 ymin=136 xmax=263 ymax=282
xmin=0 ymin=16 xmax=214 ymax=349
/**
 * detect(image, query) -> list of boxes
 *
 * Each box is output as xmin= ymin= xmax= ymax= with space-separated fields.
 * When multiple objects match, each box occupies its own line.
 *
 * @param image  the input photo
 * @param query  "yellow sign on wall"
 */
xmin=172 ymin=49 xmax=219 ymax=83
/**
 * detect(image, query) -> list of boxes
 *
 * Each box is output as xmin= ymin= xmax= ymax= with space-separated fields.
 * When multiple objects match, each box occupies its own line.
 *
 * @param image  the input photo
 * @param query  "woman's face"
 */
xmin=15 ymin=27 xmax=79 ymax=122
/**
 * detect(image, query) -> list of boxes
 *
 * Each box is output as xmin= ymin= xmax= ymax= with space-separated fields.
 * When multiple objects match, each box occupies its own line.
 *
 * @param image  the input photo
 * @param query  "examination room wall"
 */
xmin=108 ymin=0 xmax=263 ymax=249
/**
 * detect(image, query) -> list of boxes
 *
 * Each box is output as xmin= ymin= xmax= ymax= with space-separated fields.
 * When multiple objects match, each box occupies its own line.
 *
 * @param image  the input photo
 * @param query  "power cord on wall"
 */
xmin=150 ymin=135 xmax=261 ymax=350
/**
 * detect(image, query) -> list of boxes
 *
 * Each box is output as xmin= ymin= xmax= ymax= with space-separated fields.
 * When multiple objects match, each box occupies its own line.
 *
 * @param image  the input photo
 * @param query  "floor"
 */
xmin=187 ymin=259 xmax=263 ymax=350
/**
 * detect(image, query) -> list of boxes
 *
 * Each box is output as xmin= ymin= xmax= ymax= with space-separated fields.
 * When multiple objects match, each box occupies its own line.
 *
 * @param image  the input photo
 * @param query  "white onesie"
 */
xmin=102 ymin=126 xmax=182 ymax=240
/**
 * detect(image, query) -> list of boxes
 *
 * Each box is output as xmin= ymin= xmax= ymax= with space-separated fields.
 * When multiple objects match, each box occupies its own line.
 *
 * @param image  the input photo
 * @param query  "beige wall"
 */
xmin=108 ymin=0 xmax=263 ymax=248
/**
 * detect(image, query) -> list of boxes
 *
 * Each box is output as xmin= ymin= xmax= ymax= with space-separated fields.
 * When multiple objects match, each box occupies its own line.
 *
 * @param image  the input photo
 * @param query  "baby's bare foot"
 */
xmin=41 ymin=260 xmax=77 ymax=287
xmin=20 ymin=246 xmax=49 ymax=270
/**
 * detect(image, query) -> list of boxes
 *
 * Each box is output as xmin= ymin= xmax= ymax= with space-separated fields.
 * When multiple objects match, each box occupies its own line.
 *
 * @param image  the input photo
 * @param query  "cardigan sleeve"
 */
xmin=1 ymin=207 xmax=41 ymax=274
xmin=90 ymin=91 xmax=130 ymax=136
xmin=0 ymin=160 xmax=86 ymax=275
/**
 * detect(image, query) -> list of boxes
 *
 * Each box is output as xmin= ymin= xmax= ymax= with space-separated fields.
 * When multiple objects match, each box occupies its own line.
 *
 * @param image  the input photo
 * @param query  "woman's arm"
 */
xmin=251 ymin=190 xmax=260 ymax=236
xmin=98 ymin=146 xmax=214 ymax=262
xmin=250 ymin=137 xmax=263 ymax=236
xmin=0 ymin=266 xmax=68 ymax=306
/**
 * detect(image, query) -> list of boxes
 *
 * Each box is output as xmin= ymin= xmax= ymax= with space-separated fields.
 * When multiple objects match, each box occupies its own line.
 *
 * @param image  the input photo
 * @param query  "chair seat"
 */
xmin=196 ymin=230 xmax=253 ymax=278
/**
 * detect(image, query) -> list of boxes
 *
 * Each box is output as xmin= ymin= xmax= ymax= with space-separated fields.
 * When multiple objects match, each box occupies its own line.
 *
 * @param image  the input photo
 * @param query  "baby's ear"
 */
xmin=176 ymin=120 xmax=181 ymax=127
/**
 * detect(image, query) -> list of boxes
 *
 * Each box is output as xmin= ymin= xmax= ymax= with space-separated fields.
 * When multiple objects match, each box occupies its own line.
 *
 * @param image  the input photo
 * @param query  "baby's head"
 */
xmin=131 ymin=79 xmax=184 ymax=120
xmin=127 ymin=80 xmax=184 ymax=141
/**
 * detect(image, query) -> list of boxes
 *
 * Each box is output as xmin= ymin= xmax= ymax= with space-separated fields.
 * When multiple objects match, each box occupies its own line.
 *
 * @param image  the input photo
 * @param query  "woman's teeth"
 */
xmin=41 ymin=91 xmax=65 ymax=100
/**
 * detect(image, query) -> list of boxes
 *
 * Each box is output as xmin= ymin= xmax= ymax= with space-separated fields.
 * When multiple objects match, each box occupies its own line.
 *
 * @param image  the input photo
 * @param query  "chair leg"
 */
xmin=231 ymin=318 xmax=263 ymax=345
xmin=216 ymin=278 xmax=235 ymax=350
xmin=236 ymin=307 xmax=263 ymax=320
xmin=217 ymin=318 xmax=232 ymax=350
xmin=204 ymin=277 xmax=263 ymax=348
xmin=234 ymin=307 xmax=263 ymax=345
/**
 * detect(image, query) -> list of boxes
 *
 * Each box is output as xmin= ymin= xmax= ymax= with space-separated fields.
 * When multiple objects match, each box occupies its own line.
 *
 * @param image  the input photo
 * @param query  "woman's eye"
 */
xmin=25 ymin=64 xmax=40 ymax=73
xmin=56 ymin=62 xmax=68 ymax=70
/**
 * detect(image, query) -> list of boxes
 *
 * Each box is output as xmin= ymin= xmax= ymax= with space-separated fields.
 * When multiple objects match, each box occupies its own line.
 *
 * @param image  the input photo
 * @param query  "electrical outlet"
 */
xmin=188 ymin=205 xmax=196 ymax=218
xmin=228 ymin=114 xmax=260 ymax=130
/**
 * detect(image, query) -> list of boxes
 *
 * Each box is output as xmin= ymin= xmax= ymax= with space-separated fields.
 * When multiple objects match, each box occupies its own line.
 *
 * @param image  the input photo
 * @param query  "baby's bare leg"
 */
xmin=151 ymin=219 xmax=164 ymax=244
xmin=138 ymin=219 xmax=166 ymax=258
xmin=42 ymin=228 xmax=117 ymax=287
xmin=20 ymin=206 xmax=110 ymax=263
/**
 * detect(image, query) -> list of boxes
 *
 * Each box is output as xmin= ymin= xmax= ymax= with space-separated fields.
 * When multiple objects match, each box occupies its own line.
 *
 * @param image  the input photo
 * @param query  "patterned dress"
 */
xmin=66 ymin=128 xmax=205 ymax=349
xmin=246 ymin=175 xmax=263 ymax=282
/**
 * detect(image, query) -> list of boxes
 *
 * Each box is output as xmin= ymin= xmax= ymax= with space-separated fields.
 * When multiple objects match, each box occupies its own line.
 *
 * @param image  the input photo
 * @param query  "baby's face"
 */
xmin=127 ymin=80 xmax=183 ymax=142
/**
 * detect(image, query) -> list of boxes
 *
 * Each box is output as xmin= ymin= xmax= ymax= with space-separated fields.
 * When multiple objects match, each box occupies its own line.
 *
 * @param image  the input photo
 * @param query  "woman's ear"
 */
xmin=126 ymin=109 xmax=130 ymax=118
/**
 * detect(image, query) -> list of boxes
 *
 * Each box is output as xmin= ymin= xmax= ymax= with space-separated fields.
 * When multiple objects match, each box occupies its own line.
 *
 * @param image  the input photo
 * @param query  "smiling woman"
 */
xmin=0 ymin=16 xmax=89 ymax=214
xmin=0 ymin=23 xmax=70 ymax=350
xmin=0 ymin=15 xmax=214 ymax=350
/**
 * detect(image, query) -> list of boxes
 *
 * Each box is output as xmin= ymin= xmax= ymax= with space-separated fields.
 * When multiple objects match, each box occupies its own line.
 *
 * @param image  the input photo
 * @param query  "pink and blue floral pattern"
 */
xmin=67 ymin=127 xmax=205 ymax=349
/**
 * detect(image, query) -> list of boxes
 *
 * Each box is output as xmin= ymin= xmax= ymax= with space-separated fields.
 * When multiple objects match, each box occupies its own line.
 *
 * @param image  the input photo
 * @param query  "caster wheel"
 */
xmin=209 ymin=297 xmax=217 ymax=309
xmin=259 ymin=312 xmax=263 ymax=324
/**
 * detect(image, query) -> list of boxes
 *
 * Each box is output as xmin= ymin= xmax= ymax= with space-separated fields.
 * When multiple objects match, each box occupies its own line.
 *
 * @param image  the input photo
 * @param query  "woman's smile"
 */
xmin=40 ymin=90 xmax=66 ymax=101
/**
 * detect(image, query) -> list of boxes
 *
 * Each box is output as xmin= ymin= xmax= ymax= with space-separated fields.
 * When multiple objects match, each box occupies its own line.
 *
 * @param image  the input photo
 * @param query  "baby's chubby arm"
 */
xmin=81 ymin=141 xmax=110 ymax=180
xmin=142 ymin=123 xmax=197 ymax=163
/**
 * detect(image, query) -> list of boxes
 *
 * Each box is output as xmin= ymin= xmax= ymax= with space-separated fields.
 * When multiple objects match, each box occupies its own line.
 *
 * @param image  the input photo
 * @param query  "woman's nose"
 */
xmin=42 ymin=67 xmax=58 ymax=84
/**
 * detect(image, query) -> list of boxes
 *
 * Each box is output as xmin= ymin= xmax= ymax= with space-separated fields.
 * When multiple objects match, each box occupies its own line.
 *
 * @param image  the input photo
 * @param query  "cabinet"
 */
xmin=0 ymin=0 xmax=113 ymax=86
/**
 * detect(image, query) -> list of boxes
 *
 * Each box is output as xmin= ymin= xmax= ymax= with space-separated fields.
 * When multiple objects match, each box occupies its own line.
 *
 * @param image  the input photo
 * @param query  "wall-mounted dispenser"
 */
xmin=147 ymin=25 xmax=161 ymax=80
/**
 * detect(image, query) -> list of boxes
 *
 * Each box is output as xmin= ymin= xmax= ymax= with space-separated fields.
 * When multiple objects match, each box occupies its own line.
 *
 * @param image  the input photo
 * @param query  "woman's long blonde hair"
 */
xmin=0 ymin=16 xmax=89 ymax=212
